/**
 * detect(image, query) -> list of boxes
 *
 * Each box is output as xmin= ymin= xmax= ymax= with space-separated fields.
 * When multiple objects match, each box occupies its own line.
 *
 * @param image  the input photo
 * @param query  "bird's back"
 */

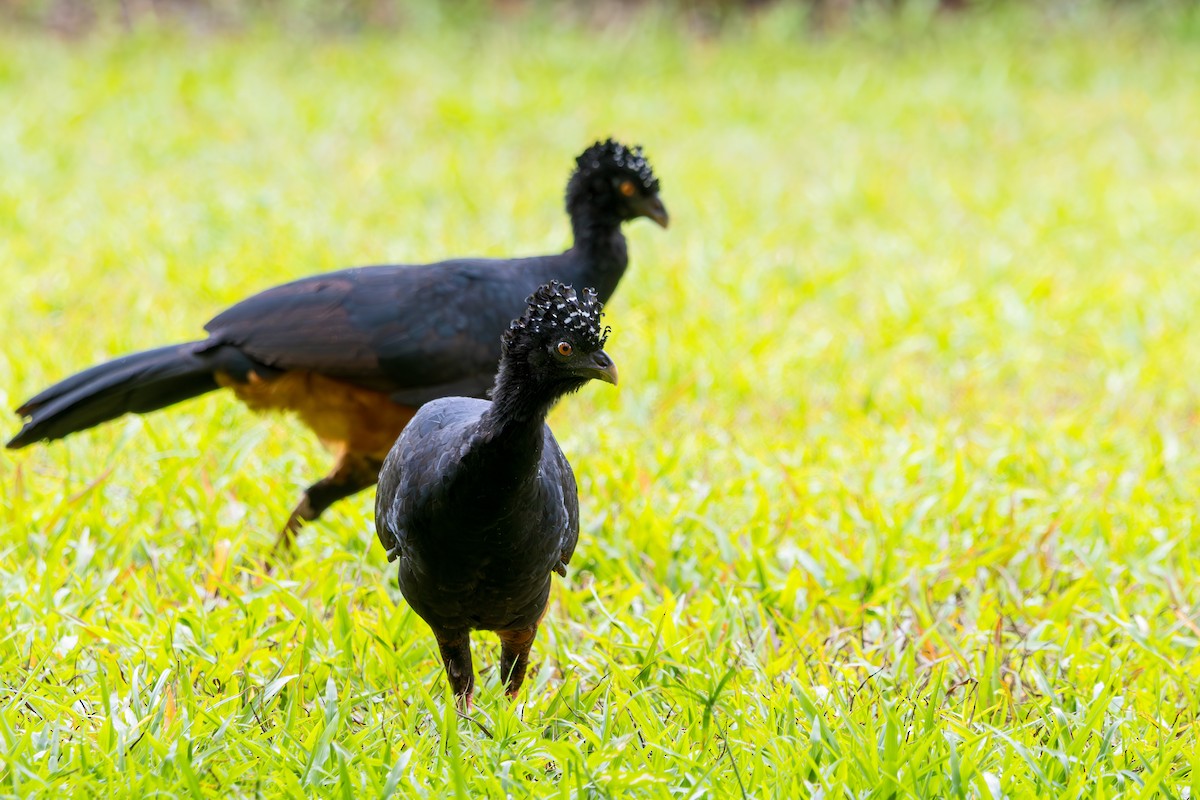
xmin=203 ymin=252 xmax=611 ymax=406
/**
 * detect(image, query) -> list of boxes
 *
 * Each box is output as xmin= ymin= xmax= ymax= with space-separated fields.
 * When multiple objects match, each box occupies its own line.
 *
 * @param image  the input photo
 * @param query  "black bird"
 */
xmin=375 ymin=282 xmax=616 ymax=706
xmin=7 ymin=139 xmax=664 ymax=546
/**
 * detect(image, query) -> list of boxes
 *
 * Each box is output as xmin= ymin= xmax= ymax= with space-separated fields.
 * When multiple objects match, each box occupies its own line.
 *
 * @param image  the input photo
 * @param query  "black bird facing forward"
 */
xmin=375 ymin=282 xmax=616 ymax=706
xmin=7 ymin=139 xmax=664 ymax=546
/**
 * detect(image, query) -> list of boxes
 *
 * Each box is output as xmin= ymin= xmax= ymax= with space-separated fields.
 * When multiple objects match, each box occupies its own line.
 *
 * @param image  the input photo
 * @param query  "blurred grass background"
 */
xmin=2 ymin=1 xmax=1200 ymax=795
xmin=4 ymin=0 xmax=1200 ymax=36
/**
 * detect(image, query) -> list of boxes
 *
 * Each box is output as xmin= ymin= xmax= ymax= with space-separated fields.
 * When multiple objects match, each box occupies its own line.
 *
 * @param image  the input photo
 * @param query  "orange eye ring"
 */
xmin=619 ymin=180 xmax=636 ymax=197
xmin=557 ymin=342 xmax=573 ymax=357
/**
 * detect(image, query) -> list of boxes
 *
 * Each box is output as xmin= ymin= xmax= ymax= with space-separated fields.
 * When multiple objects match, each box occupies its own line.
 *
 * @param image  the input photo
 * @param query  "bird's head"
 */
xmin=500 ymin=282 xmax=618 ymax=396
xmin=566 ymin=139 xmax=668 ymax=229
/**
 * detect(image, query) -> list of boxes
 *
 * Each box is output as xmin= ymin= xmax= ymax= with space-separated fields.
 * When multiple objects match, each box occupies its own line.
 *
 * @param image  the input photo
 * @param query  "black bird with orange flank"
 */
xmin=7 ymin=139 xmax=665 ymax=546
xmin=375 ymin=282 xmax=616 ymax=706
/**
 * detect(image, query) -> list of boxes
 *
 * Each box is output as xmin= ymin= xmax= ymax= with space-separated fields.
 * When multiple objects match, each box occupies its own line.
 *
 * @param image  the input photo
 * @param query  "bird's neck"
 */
xmin=485 ymin=366 xmax=566 ymax=427
xmin=475 ymin=369 xmax=561 ymax=467
xmin=566 ymin=201 xmax=629 ymax=298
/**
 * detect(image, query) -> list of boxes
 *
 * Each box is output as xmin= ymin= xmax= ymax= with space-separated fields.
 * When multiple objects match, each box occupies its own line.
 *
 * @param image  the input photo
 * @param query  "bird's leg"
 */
xmin=497 ymin=627 xmax=538 ymax=699
xmin=276 ymin=453 xmax=384 ymax=551
xmin=434 ymin=630 xmax=475 ymax=710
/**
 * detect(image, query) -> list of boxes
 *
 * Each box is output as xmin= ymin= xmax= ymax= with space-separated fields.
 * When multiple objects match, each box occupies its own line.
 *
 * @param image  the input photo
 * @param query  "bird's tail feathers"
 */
xmin=7 ymin=341 xmax=258 ymax=448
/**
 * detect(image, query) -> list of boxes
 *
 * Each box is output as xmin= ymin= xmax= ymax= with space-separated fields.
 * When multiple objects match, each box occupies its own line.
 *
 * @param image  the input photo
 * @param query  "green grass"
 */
xmin=3 ymin=4 xmax=1200 ymax=796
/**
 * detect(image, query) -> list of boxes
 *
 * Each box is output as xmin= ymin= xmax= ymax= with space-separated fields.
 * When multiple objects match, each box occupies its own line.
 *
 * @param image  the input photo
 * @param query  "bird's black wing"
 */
xmin=540 ymin=433 xmax=580 ymax=576
xmin=374 ymin=397 xmax=488 ymax=560
xmin=205 ymin=258 xmax=566 ymax=403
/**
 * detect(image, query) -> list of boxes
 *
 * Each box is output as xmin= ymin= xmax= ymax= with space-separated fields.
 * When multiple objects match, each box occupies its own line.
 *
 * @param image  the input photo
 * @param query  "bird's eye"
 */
xmin=619 ymin=180 xmax=636 ymax=197
xmin=557 ymin=342 xmax=573 ymax=357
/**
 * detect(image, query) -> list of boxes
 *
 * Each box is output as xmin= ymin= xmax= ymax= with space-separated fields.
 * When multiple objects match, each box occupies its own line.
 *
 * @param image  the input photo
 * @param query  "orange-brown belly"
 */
xmin=216 ymin=371 xmax=416 ymax=459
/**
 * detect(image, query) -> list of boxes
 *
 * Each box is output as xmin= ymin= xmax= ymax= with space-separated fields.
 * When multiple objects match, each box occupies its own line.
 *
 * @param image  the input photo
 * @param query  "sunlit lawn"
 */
xmin=2 ymin=4 xmax=1200 ymax=796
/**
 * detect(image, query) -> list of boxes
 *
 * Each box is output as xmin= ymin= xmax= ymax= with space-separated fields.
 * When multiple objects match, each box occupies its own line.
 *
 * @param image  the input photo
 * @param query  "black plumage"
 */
xmin=7 ymin=139 xmax=665 ymax=544
xmin=375 ymin=282 xmax=616 ymax=706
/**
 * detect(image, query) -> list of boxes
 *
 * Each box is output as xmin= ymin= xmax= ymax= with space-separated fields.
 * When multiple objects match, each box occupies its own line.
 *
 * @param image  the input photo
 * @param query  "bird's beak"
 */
xmin=639 ymin=194 xmax=669 ymax=228
xmin=577 ymin=350 xmax=618 ymax=386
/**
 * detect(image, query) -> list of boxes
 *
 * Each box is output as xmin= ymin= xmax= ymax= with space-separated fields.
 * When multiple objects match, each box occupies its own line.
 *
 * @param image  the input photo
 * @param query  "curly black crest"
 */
xmin=504 ymin=282 xmax=610 ymax=353
xmin=574 ymin=139 xmax=660 ymax=193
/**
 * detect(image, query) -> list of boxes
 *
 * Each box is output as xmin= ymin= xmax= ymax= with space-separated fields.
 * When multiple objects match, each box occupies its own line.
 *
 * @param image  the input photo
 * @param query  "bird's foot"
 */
xmin=498 ymin=627 xmax=536 ymax=700
xmin=273 ymin=495 xmax=314 ymax=555
xmin=436 ymin=631 xmax=475 ymax=713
